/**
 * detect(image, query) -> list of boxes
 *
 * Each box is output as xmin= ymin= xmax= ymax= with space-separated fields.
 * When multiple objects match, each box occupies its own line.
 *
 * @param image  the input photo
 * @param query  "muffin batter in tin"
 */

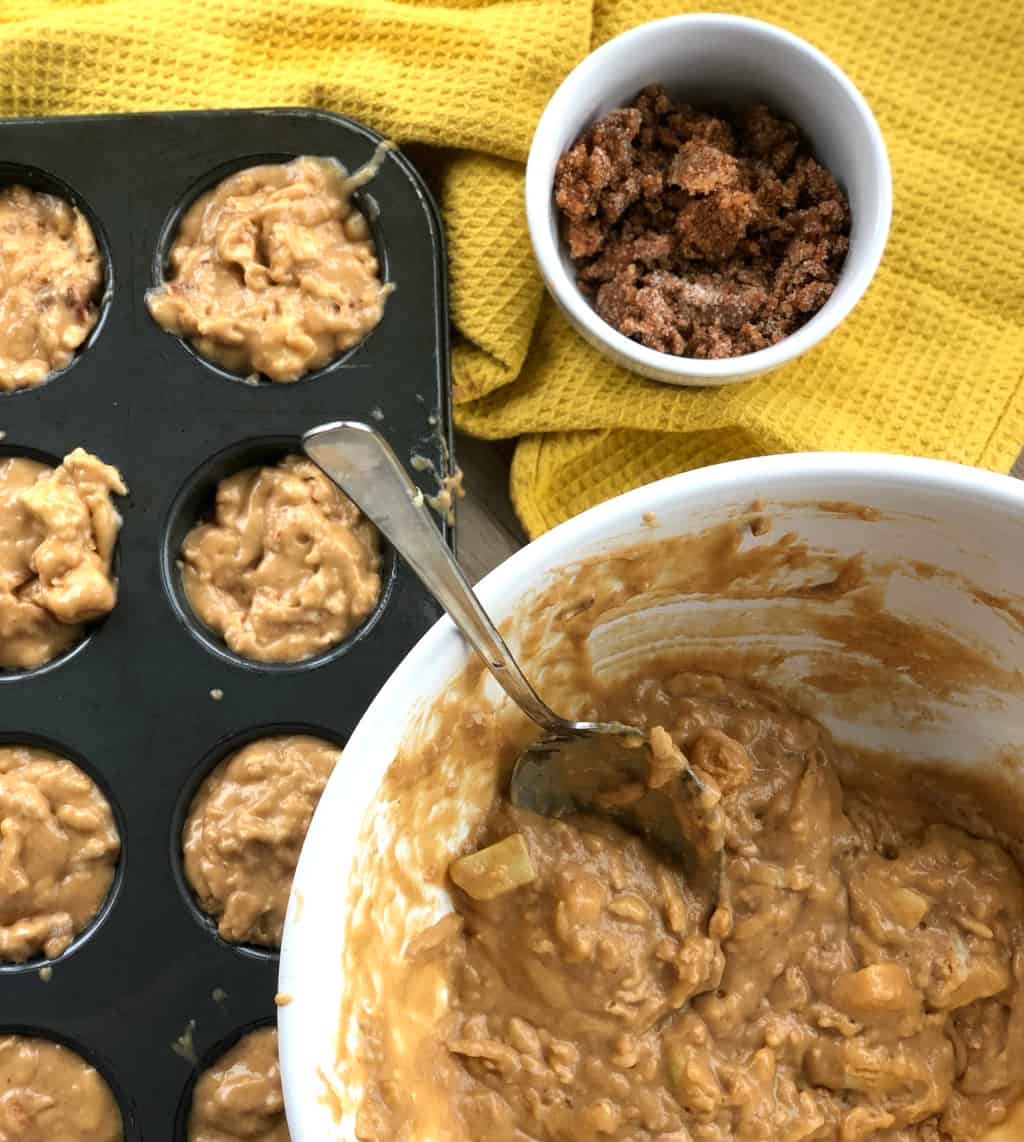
xmin=0 ymin=448 xmax=127 ymax=671
xmin=0 ymin=743 xmax=120 ymax=963
xmin=179 ymin=454 xmax=381 ymax=665
xmin=183 ymin=735 xmax=339 ymax=948
xmin=187 ymin=1026 xmax=289 ymax=1141
xmin=0 ymin=1034 xmax=122 ymax=1140
xmin=147 ymin=155 xmax=389 ymax=383
xmin=0 ymin=184 xmax=104 ymax=391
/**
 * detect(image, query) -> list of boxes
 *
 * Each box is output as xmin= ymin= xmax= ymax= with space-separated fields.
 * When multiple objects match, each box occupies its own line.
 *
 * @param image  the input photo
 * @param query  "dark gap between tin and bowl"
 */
xmin=0 ymin=730 xmax=127 ymax=977
xmin=150 ymin=151 xmax=391 ymax=388
xmin=0 ymin=442 xmax=123 ymax=683
xmin=0 ymin=162 xmax=114 ymax=397
xmin=171 ymin=1015 xmax=278 ymax=1141
xmin=160 ymin=435 xmax=397 ymax=674
xmin=0 ymin=1022 xmax=141 ymax=1140
xmin=168 ymin=723 xmax=347 ymax=963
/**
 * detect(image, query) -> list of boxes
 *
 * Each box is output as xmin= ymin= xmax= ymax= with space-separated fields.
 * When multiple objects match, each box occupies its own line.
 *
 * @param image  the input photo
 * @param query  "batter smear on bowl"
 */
xmin=0 ymin=1035 xmax=123 ymax=1140
xmin=0 ymin=744 xmax=120 ymax=963
xmin=0 ymin=448 xmax=127 ymax=670
xmin=187 ymin=1026 xmax=288 ymax=1142
xmin=0 ymin=184 xmax=104 ymax=391
xmin=179 ymin=454 xmax=381 ymax=664
xmin=554 ymin=87 xmax=850 ymax=358
xmin=147 ymin=154 xmax=390 ymax=382
xmin=183 ymin=735 xmax=339 ymax=947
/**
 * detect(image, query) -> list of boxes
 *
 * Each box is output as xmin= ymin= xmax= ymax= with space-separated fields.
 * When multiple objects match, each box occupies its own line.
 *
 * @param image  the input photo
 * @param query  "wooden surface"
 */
xmin=453 ymin=432 xmax=525 ymax=583
xmin=453 ymin=435 xmax=1024 ymax=583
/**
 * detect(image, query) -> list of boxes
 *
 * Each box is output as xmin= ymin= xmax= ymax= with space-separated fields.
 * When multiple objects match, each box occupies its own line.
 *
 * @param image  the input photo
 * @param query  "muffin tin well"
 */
xmin=0 ymin=732 xmax=126 ymax=976
xmin=168 ymin=722 xmax=347 ymax=961
xmin=0 ymin=162 xmax=114 ymax=394
xmin=150 ymin=152 xmax=391 ymax=387
xmin=0 ymin=108 xmax=452 ymax=1139
xmin=161 ymin=436 xmax=398 ymax=672
xmin=0 ymin=443 xmax=121 ymax=679
xmin=171 ymin=1017 xmax=277 ymax=1140
xmin=0 ymin=1027 xmax=139 ymax=1139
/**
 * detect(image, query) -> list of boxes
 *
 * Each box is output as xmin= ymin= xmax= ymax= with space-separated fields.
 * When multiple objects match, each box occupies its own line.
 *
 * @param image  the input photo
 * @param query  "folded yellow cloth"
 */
xmin=3 ymin=0 xmax=1020 ymax=537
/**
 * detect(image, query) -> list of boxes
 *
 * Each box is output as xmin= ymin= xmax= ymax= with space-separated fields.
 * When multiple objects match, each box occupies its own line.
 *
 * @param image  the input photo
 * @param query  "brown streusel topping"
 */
xmin=554 ymin=87 xmax=851 ymax=359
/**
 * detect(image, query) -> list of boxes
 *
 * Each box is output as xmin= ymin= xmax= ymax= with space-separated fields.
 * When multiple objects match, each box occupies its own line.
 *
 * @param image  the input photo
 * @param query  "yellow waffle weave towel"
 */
xmin=2 ymin=0 xmax=1021 ymax=537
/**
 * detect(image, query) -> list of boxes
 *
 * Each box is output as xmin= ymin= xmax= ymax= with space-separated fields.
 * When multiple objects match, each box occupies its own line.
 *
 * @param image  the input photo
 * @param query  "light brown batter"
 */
xmin=0 ymin=1035 xmax=122 ymax=1141
xmin=183 ymin=735 xmax=339 ymax=947
xmin=0 ymin=185 xmax=104 ymax=392
xmin=187 ymin=1027 xmax=289 ymax=1142
xmin=0 ymin=449 xmax=127 ymax=670
xmin=180 ymin=455 xmax=381 ymax=664
xmin=440 ymin=676 xmax=1024 ymax=1141
xmin=338 ymin=517 xmax=1024 ymax=1142
xmin=357 ymin=675 xmax=1024 ymax=1141
xmin=147 ymin=155 xmax=387 ymax=382
xmin=0 ymin=744 xmax=120 ymax=963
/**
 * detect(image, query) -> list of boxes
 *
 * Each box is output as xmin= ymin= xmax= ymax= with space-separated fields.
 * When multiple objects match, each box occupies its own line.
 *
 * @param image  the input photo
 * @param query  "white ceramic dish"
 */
xmin=525 ymin=13 xmax=893 ymax=386
xmin=280 ymin=453 xmax=1024 ymax=1138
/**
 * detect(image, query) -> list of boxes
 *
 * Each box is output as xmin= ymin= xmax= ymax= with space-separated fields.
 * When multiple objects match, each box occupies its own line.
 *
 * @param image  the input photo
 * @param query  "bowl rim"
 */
xmin=279 ymin=452 xmax=1024 ymax=1137
xmin=524 ymin=12 xmax=894 ymax=385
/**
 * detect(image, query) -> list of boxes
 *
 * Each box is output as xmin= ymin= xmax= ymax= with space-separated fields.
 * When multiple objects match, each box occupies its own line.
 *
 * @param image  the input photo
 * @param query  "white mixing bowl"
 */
xmin=279 ymin=453 xmax=1024 ymax=1138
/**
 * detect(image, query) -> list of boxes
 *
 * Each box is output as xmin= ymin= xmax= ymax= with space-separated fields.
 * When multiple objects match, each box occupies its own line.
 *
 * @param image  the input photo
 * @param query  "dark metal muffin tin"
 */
xmin=0 ymin=109 xmax=452 ymax=1139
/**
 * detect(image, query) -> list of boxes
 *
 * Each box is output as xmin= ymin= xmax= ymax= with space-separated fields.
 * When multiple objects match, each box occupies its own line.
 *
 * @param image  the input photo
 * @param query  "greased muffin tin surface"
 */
xmin=0 ymin=109 xmax=452 ymax=1139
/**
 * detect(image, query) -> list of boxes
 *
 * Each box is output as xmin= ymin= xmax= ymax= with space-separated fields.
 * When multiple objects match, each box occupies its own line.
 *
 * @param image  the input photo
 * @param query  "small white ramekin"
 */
xmin=525 ymin=13 xmax=893 ymax=386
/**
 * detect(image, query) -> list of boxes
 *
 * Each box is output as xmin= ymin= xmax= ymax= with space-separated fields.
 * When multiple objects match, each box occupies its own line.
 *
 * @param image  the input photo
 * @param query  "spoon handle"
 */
xmin=303 ymin=421 xmax=567 ymax=735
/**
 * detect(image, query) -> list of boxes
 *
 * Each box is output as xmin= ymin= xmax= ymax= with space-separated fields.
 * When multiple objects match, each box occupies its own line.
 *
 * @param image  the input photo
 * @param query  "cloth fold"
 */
xmin=2 ymin=0 xmax=1020 ymax=537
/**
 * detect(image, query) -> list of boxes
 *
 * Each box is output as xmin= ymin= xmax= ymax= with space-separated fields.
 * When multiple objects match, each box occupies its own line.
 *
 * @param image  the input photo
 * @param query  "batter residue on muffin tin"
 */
xmin=147 ymin=154 xmax=389 ymax=383
xmin=0 ymin=184 xmax=104 ymax=391
xmin=179 ymin=454 xmax=381 ymax=665
xmin=0 ymin=448 xmax=126 ymax=670
xmin=333 ymin=514 xmax=1024 ymax=1142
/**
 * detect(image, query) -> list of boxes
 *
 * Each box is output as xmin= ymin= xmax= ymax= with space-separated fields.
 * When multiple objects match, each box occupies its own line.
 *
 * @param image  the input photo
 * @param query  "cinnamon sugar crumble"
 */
xmin=554 ymin=86 xmax=851 ymax=359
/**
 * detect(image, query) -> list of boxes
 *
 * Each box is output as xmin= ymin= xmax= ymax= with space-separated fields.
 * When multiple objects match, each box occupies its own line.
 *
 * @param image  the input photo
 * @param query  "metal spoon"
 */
xmin=303 ymin=421 xmax=723 ymax=885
